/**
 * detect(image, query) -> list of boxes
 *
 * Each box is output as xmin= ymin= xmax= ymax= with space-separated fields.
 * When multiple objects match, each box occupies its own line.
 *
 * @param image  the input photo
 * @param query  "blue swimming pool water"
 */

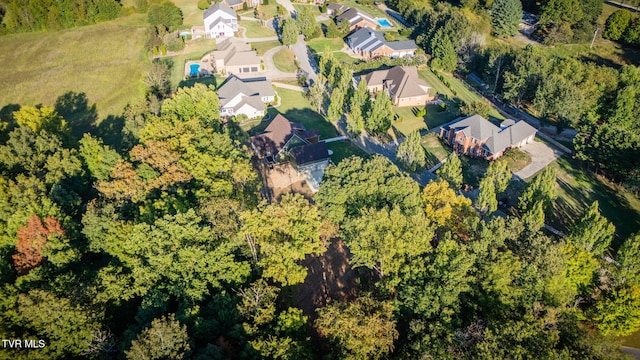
xmin=189 ymin=63 xmax=200 ymax=76
xmin=377 ymin=19 xmax=393 ymax=27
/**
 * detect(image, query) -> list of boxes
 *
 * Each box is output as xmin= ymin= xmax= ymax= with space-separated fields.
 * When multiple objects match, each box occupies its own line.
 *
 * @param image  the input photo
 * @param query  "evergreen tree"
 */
xmin=397 ymin=131 xmax=426 ymax=172
xmin=327 ymin=87 xmax=345 ymax=123
xmin=436 ymin=153 xmax=463 ymax=190
xmin=491 ymin=0 xmax=523 ymax=37
xmin=430 ymin=30 xmax=457 ymax=72
xmin=347 ymin=79 xmax=368 ymax=136
xmin=365 ymin=91 xmax=393 ymax=135
xmin=568 ymin=201 xmax=615 ymax=256
xmin=604 ymin=10 xmax=632 ymax=41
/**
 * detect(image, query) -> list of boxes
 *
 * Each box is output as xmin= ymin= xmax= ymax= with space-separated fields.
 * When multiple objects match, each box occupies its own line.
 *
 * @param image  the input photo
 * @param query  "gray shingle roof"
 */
xmin=336 ymin=7 xmax=376 ymax=26
xmin=218 ymin=76 xmax=274 ymax=107
xmin=387 ymin=39 xmax=416 ymax=50
xmin=225 ymin=0 xmax=243 ymax=6
xmin=445 ymin=115 xmax=537 ymax=155
xmin=204 ymin=3 xmax=237 ymax=20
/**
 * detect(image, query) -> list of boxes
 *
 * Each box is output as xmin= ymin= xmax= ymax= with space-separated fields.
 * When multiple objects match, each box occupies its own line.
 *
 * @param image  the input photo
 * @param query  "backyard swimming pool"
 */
xmin=377 ymin=18 xmax=393 ymax=27
xmin=189 ymin=63 xmax=200 ymax=76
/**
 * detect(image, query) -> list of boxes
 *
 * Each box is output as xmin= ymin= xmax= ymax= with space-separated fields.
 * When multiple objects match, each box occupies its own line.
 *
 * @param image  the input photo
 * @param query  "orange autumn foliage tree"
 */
xmin=12 ymin=215 xmax=64 ymax=275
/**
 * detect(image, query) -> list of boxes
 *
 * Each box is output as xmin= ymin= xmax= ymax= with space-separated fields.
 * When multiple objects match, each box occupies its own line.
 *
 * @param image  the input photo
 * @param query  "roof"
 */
xmin=336 ymin=7 xmax=377 ymax=26
xmin=233 ymin=96 xmax=265 ymax=112
xmin=250 ymin=114 xmax=304 ymax=156
xmin=445 ymin=115 xmax=537 ymax=155
xmin=218 ymin=76 xmax=274 ymax=107
xmin=327 ymin=3 xmax=345 ymax=10
xmin=212 ymin=39 xmax=260 ymax=66
xmin=348 ymin=28 xmax=416 ymax=53
xmin=204 ymin=3 xmax=237 ymax=20
xmin=387 ymin=39 xmax=416 ymax=51
xmin=290 ymin=142 xmax=330 ymax=165
xmin=224 ymin=0 xmax=243 ymax=6
xmin=445 ymin=114 xmax=499 ymax=142
xmin=362 ymin=66 xmax=429 ymax=99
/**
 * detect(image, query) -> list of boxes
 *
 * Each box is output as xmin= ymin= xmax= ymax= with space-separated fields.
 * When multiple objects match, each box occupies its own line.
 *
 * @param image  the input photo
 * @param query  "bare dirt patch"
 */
xmin=258 ymin=162 xmax=315 ymax=202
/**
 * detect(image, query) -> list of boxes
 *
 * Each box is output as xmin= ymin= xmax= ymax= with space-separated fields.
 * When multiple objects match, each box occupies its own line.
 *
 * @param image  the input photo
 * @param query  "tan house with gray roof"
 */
xmin=210 ymin=38 xmax=262 ymax=75
xmin=440 ymin=115 xmax=537 ymax=160
xmin=359 ymin=66 xmax=433 ymax=107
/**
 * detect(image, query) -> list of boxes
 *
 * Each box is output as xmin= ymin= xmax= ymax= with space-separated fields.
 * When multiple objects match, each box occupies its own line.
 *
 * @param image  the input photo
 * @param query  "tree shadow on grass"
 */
xmin=97 ymin=115 xmax=125 ymax=152
xmin=177 ymin=76 xmax=218 ymax=90
xmin=54 ymin=91 xmax=98 ymax=140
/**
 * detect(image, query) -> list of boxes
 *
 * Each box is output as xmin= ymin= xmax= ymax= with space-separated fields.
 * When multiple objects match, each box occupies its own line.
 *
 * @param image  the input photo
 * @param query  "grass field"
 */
xmin=0 ymin=14 xmax=150 ymax=123
xmin=246 ymin=88 xmax=339 ymax=139
xmin=293 ymin=4 xmax=321 ymax=15
xmin=173 ymin=0 xmax=204 ymax=27
xmin=548 ymin=157 xmax=640 ymax=246
xmin=239 ymin=19 xmax=276 ymax=38
xmin=252 ymin=40 xmax=282 ymax=55
xmin=307 ymin=38 xmax=345 ymax=53
xmin=421 ymin=133 xmax=451 ymax=168
xmin=273 ymin=48 xmax=298 ymax=72
xmin=392 ymin=104 xmax=457 ymax=136
xmin=333 ymin=51 xmax=360 ymax=64
xmin=327 ymin=141 xmax=369 ymax=164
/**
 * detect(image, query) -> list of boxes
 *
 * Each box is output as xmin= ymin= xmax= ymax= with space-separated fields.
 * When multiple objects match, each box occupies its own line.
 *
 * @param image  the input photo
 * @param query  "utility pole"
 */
xmin=590 ymin=25 xmax=599 ymax=49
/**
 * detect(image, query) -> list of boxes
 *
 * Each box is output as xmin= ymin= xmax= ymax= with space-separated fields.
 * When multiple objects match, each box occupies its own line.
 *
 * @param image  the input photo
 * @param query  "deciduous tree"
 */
xmin=126 ymin=314 xmax=191 ymax=360
xmin=365 ymin=91 xmax=393 ymax=135
xmin=315 ymin=295 xmax=398 ymax=360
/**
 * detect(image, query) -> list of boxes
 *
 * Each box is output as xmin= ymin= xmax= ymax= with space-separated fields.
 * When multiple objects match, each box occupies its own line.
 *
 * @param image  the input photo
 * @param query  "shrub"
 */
xmin=415 ymin=107 xmax=427 ymax=117
xmin=263 ymin=0 xmax=269 ymax=4
xmin=198 ymin=0 xmax=210 ymax=10
xmin=438 ymin=103 xmax=446 ymax=112
xmin=160 ymin=44 xmax=167 ymax=55
xmin=243 ymin=2 xmax=248 ymax=10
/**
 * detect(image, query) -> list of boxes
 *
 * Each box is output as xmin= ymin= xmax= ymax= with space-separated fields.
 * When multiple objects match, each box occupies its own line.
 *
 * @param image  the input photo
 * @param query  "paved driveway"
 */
xmin=292 ymin=34 xmax=318 ymax=82
xmin=513 ymin=140 xmax=564 ymax=180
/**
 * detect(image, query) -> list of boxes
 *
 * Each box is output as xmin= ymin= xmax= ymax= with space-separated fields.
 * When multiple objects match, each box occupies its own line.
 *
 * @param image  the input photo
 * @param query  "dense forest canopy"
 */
xmin=0 ymin=0 xmax=640 ymax=358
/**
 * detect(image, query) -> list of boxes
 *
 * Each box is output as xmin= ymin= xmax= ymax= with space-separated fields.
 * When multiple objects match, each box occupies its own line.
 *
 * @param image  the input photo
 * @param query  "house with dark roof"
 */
xmin=335 ymin=7 xmax=378 ymax=32
xmin=326 ymin=3 xmax=347 ymax=16
xmin=210 ymin=38 xmax=262 ymax=75
xmin=250 ymin=114 xmax=322 ymax=163
xmin=359 ymin=66 xmax=433 ymax=107
xmin=439 ymin=115 xmax=537 ymax=160
xmin=202 ymin=3 xmax=238 ymax=38
xmin=217 ymin=76 xmax=275 ymax=119
xmin=222 ymin=0 xmax=259 ymax=10
xmin=347 ymin=27 xmax=416 ymax=58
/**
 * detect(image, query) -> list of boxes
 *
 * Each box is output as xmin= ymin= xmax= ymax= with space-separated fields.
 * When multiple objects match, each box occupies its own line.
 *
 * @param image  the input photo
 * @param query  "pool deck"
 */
xmin=184 ymin=57 xmax=215 ymax=79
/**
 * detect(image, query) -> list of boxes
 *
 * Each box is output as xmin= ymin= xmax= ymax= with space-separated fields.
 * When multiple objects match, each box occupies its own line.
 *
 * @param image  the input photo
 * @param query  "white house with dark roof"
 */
xmin=217 ymin=76 xmax=275 ymax=119
xmin=202 ymin=3 xmax=238 ymax=38
xmin=359 ymin=66 xmax=433 ymax=107
xmin=347 ymin=27 xmax=416 ymax=58
xmin=440 ymin=115 xmax=537 ymax=160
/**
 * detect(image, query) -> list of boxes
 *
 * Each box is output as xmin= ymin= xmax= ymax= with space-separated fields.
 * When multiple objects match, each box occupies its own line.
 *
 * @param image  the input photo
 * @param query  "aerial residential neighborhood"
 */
xmin=1 ymin=0 xmax=640 ymax=358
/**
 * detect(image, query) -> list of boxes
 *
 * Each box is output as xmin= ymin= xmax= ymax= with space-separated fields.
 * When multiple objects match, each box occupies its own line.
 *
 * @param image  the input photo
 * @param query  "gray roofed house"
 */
xmin=360 ymin=66 xmax=433 ymax=107
xmin=336 ymin=7 xmax=378 ymax=31
xmin=347 ymin=27 xmax=416 ymax=58
xmin=218 ymin=76 xmax=275 ymax=119
xmin=440 ymin=115 xmax=537 ymax=160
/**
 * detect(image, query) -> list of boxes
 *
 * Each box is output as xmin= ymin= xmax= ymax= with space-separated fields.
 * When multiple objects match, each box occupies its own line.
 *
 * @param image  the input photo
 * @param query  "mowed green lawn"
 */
xmin=548 ymin=157 xmax=640 ymax=247
xmin=0 ymin=14 xmax=150 ymax=121
xmin=246 ymin=88 xmax=339 ymax=139
xmin=239 ymin=19 xmax=276 ymax=38
xmin=421 ymin=133 xmax=450 ymax=169
xmin=327 ymin=141 xmax=369 ymax=164
xmin=307 ymin=38 xmax=345 ymax=53
xmin=273 ymin=48 xmax=298 ymax=73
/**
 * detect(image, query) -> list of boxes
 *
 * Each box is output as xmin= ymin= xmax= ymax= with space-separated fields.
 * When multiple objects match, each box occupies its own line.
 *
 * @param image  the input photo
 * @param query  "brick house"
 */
xmin=440 ymin=115 xmax=537 ymax=160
